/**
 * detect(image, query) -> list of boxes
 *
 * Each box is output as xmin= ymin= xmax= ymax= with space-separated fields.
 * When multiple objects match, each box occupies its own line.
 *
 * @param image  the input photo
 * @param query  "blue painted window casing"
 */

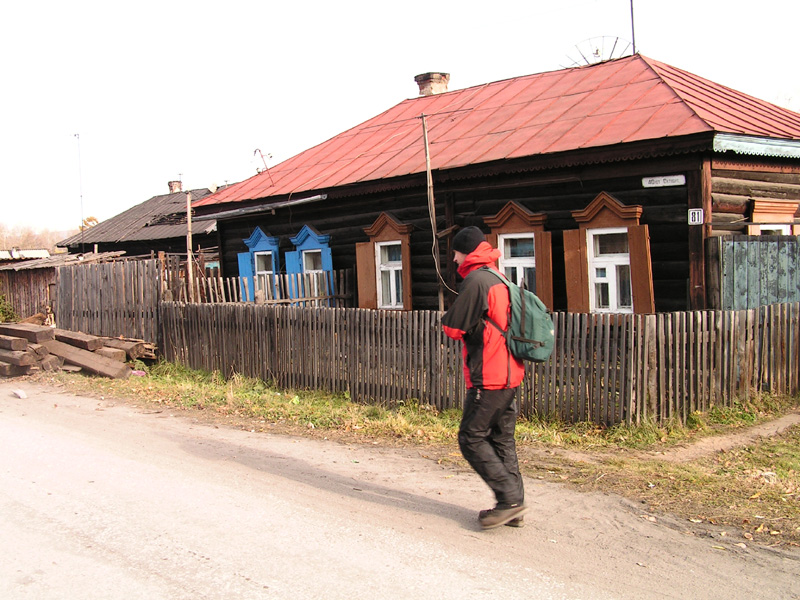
xmin=237 ymin=227 xmax=280 ymax=301
xmin=285 ymin=225 xmax=332 ymax=299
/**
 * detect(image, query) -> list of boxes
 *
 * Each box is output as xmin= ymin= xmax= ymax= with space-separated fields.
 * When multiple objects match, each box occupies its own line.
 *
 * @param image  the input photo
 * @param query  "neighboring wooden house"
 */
xmin=58 ymin=182 xmax=218 ymax=258
xmin=193 ymin=55 xmax=800 ymax=313
xmin=0 ymin=251 xmax=124 ymax=319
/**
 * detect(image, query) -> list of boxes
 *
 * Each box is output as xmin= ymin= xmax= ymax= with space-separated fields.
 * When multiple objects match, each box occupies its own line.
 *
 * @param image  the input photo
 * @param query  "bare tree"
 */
xmin=0 ymin=223 xmax=79 ymax=253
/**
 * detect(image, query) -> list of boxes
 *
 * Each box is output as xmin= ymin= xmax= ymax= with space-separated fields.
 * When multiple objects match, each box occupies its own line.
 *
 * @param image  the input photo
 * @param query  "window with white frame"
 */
xmin=302 ymin=249 xmax=322 ymax=274
xmin=588 ymin=227 xmax=633 ymax=313
xmin=302 ymin=249 xmax=324 ymax=295
xmin=759 ymin=224 xmax=792 ymax=235
xmin=498 ymin=233 xmax=536 ymax=293
xmin=376 ymin=241 xmax=403 ymax=309
xmin=254 ymin=251 xmax=273 ymax=295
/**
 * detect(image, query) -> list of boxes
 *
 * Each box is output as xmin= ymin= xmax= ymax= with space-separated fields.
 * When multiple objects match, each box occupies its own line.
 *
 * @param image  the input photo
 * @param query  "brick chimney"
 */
xmin=414 ymin=72 xmax=450 ymax=96
xmin=168 ymin=180 xmax=183 ymax=193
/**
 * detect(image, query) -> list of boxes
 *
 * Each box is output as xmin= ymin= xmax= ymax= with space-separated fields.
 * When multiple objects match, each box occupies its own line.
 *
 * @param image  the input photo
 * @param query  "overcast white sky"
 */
xmin=2 ymin=0 xmax=799 ymax=232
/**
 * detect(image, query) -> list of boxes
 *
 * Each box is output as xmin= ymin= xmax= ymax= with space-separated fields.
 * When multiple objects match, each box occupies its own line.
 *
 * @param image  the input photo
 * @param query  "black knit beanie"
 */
xmin=452 ymin=226 xmax=486 ymax=254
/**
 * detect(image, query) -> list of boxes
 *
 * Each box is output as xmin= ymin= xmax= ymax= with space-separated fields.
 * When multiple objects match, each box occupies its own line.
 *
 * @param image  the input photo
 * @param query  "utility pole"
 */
xmin=186 ymin=191 xmax=194 ymax=303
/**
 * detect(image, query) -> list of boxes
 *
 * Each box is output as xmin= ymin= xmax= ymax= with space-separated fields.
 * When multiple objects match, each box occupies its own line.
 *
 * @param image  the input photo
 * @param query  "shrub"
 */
xmin=0 ymin=294 xmax=18 ymax=323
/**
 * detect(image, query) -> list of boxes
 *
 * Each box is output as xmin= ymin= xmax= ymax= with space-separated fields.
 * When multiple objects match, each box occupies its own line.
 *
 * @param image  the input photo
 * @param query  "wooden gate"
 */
xmin=709 ymin=236 xmax=800 ymax=310
xmin=56 ymin=259 xmax=161 ymax=343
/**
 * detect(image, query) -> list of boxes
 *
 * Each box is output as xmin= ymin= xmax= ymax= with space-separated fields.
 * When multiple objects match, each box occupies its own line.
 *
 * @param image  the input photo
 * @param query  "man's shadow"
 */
xmin=177 ymin=432 xmax=483 ymax=531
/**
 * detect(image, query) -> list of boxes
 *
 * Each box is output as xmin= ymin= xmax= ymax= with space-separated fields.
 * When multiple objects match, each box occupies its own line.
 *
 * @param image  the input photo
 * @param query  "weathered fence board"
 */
xmin=718 ymin=236 xmax=800 ymax=310
xmin=159 ymin=301 xmax=800 ymax=426
xmin=159 ymin=256 xmax=354 ymax=308
xmin=56 ymin=260 xmax=160 ymax=344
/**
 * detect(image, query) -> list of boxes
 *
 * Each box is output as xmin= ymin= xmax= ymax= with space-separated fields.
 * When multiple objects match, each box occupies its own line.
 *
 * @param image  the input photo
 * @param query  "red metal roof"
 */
xmin=195 ymin=55 xmax=800 ymax=208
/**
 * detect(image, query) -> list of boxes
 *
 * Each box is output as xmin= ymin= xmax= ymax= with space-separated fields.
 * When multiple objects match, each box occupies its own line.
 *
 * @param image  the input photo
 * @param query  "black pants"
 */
xmin=458 ymin=387 xmax=524 ymax=508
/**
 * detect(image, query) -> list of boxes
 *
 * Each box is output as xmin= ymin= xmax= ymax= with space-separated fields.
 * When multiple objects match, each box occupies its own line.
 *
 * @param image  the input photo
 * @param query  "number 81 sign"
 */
xmin=688 ymin=208 xmax=704 ymax=225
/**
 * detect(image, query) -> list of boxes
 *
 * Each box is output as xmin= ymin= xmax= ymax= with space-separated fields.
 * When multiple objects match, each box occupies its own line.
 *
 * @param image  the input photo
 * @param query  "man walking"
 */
xmin=442 ymin=226 xmax=528 ymax=530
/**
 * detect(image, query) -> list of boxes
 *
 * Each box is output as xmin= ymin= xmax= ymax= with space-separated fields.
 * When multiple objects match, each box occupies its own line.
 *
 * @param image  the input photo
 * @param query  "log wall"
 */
xmin=217 ymin=157 xmax=695 ymax=313
xmin=711 ymin=166 xmax=800 ymax=234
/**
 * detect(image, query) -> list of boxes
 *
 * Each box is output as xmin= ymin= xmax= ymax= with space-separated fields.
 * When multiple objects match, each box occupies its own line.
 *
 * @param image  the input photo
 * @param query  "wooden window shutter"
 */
xmin=355 ymin=241 xmax=377 ymax=309
xmin=237 ymin=252 xmax=254 ymax=302
xmin=627 ymin=225 xmax=655 ymax=314
xmin=534 ymin=231 xmax=553 ymax=310
xmin=563 ymin=228 xmax=589 ymax=313
xmin=401 ymin=239 xmax=413 ymax=309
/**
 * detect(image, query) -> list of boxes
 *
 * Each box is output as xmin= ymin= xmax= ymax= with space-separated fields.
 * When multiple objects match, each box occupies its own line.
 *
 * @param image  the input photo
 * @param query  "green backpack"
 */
xmin=481 ymin=267 xmax=555 ymax=363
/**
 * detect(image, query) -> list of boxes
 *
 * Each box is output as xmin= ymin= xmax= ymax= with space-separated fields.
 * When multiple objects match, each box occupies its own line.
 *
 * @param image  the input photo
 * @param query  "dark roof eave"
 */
xmin=193 ymin=194 xmax=328 ymax=222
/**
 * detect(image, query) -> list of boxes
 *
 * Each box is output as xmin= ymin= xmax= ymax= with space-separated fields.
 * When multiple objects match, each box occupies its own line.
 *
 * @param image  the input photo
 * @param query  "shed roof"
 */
xmin=0 ymin=249 xmax=50 ymax=261
xmin=58 ymin=188 xmax=216 ymax=248
xmin=195 ymin=54 xmax=800 ymax=209
xmin=0 ymin=251 xmax=126 ymax=271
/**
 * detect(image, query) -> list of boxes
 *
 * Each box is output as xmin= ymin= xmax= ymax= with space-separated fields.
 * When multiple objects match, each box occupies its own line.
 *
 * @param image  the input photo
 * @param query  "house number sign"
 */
xmin=688 ymin=208 xmax=704 ymax=225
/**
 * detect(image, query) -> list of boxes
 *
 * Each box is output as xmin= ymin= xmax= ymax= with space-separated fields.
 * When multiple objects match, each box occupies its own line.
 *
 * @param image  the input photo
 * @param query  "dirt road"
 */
xmin=1 ymin=382 xmax=797 ymax=600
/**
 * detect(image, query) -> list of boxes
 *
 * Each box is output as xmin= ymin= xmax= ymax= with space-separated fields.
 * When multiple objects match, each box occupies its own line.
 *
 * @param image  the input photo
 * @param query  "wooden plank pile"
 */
xmin=0 ymin=323 xmax=155 ymax=379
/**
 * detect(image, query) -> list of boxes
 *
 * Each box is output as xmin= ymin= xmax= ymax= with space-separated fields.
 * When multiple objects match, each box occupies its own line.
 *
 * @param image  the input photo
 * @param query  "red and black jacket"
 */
xmin=442 ymin=242 xmax=525 ymax=390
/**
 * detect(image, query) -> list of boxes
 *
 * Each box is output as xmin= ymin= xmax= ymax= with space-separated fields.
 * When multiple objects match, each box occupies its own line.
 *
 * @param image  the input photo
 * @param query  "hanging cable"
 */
xmin=420 ymin=114 xmax=458 ymax=302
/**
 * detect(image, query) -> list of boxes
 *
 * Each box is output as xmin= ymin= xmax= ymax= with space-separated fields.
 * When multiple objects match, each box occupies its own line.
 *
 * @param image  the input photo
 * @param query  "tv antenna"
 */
xmin=74 ymin=133 xmax=85 ymax=254
xmin=254 ymin=149 xmax=275 ymax=186
xmin=562 ymin=36 xmax=633 ymax=68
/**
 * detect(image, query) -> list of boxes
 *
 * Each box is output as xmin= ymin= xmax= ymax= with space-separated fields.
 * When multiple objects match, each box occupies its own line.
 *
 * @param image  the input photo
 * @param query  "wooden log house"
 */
xmin=57 ymin=182 xmax=219 ymax=258
xmin=193 ymin=55 xmax=800 ymax=314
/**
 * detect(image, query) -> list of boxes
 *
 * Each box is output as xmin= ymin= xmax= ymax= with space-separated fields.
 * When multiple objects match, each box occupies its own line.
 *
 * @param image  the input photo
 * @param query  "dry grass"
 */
xmin=527 ymin=427 xmax=800 ymax=547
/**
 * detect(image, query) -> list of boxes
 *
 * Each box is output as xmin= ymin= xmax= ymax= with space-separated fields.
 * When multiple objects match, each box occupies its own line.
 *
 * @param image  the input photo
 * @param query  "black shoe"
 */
xmin=478 ymin=504 xmax=528 ymax=530
xmin=479 ymin=508 xmax=525 ymax=527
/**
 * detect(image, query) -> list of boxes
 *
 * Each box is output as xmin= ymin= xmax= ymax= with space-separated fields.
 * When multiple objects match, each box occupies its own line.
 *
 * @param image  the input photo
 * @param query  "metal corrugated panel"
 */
xmin=193 ymin=55 xmax=800 ymax=209
xmin=0 ymin=251 xmax=126 ymax=271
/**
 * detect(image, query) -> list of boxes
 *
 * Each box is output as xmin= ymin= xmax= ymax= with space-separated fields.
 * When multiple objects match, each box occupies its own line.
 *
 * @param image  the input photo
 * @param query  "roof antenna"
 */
xmin=254 ymin=149 xmax=275 ymax=186
xmin=630 ymin=0 xmax=637 ymax=54
xmin=74 ymin=133 xmax=85 ymax=255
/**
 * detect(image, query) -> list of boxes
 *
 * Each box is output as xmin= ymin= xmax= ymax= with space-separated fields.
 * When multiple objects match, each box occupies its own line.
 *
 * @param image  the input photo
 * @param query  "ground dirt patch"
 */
xmin=514 ymin=416 xmax=800 ymax=549
xmin=22 ymin=371 xmax=800 ymax=552
xmin=649 ymin=411 xmax=800 ymax=462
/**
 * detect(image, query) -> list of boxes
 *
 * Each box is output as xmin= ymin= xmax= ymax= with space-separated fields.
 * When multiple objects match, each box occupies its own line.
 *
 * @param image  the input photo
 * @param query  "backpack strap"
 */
xmin=479 ymin=267 xmax=513 ymax=387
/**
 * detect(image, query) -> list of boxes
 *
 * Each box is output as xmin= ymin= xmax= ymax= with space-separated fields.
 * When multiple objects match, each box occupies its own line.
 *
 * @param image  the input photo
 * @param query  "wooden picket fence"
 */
xmin=157 ymin=250 xmax=352 ymax=306
xmin=54 ymin=258 xmax=354 ymax=344
xmin=51 ymin=257 xmax=800 ymax=425
xmin=163 ymin=264 xmax=354 ymax=307
xmin=56 ymin=260 xmax=160 ymax=344
xmin=159 ymin=301 xmax=800 ymax=425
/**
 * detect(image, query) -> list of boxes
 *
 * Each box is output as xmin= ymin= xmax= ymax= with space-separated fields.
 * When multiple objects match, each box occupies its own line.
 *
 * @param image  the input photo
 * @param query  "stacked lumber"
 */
xmin=0 ymin=323 xmax=147 ymax=379
xmin=99 ymin=337 xmax=157 ymax=361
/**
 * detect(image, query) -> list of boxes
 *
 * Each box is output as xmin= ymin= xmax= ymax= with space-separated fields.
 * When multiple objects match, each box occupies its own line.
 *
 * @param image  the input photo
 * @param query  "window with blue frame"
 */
xmin=285 ymin=225 xmax=333 ymax=300
xmin=237 ymin=227 xmax=280 ymax=302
